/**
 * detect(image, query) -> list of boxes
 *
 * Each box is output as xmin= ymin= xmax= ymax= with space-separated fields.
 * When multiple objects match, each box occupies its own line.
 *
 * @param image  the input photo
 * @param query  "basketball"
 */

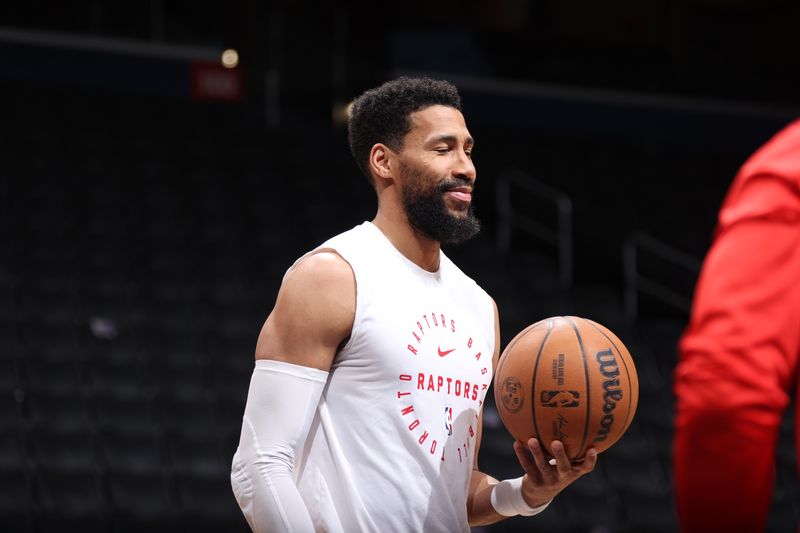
xmin=494 ymin=316 xmax=638 ymax=461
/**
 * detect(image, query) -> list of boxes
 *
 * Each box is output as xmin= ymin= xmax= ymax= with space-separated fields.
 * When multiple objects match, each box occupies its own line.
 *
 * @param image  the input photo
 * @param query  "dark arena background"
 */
xmin=1 ymin=2 xmax=799 ymax=532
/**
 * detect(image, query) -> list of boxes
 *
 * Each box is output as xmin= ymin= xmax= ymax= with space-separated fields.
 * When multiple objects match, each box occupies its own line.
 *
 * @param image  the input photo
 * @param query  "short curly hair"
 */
xmin=347 ymin=77 xmax=462 ymax=185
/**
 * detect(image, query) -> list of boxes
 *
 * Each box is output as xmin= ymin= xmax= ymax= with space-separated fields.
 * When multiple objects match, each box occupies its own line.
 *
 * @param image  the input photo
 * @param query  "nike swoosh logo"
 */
xmin=438 ymin=347 xmax=456 ymax=357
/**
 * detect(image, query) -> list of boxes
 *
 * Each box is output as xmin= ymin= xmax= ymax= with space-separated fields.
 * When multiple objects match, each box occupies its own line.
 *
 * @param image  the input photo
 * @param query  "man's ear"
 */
xmin=369 ymin=143 xmax=394 ymax=183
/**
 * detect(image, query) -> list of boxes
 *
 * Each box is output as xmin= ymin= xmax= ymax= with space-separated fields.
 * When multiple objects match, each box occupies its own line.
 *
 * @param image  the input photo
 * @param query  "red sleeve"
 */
xmin=673 ymin=163 xmax=800 ymax=532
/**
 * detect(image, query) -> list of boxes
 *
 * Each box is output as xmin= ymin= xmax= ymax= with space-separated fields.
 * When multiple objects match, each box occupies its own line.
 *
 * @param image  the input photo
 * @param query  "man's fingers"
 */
xmin=513 ymin=440 xmax=536 ymax=473
xmin=518 ymin=439 xmax=598 ymax=485
xmin=550 ymin=440 xmax=573 ymax=476
xmin=575 ymin=448 xmax=598 ymax=473
xmin=525 ymin=438 xmax=552 ymax=475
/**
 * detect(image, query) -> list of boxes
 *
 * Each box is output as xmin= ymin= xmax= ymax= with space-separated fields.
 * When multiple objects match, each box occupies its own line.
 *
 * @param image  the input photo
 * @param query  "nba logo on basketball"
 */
xmin=540 ymin=390 xmax=580 ymax=408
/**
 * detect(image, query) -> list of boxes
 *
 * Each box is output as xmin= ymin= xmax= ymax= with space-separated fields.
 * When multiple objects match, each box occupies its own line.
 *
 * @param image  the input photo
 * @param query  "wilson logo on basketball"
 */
xmin=593 ymin=348 xmax=623 ymax=443
xmin=540 ymin=390 xmax=580 ymax=408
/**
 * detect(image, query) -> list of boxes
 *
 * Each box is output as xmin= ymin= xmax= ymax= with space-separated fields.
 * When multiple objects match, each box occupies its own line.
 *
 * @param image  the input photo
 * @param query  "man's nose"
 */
xmin=452 ymin=152 xmax=476 ymax=182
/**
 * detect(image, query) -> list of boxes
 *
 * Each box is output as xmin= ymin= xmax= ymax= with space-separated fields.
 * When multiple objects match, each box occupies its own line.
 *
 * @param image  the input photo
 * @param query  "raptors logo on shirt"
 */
xmin=395 ymin=310 xmax=492 ymax=464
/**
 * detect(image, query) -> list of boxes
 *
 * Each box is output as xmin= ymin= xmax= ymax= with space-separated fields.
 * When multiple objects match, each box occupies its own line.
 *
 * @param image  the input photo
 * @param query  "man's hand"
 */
xmin=514 ymin=438 xmax=597 ymax=508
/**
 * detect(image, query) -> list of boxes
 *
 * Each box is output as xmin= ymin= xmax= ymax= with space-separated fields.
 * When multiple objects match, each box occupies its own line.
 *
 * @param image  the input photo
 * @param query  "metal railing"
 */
xmin=623 ymin=232 xmax=702 ymax=322
xmin=496 ymin=169 xmax=573 ymax=289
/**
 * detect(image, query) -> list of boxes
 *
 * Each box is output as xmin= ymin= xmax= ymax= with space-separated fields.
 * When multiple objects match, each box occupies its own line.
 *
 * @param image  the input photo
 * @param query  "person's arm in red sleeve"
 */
xmin=673 ymin=173 xmax=800 ymax=533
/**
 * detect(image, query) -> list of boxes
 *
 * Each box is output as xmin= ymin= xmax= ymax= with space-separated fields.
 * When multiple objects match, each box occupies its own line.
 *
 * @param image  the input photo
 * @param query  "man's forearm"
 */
xmin=467 ymin=470 xmax=506 ymax=526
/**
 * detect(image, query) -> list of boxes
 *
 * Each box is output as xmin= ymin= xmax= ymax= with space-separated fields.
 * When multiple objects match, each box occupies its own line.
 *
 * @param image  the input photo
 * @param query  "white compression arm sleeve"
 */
xmin=231 ymin=359 xmax=328 ymax=533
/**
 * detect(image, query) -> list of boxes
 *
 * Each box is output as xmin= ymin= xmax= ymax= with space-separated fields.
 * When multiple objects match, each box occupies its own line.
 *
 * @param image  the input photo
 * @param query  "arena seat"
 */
xmin=0 ymin=464 xmax=33 ymax=532
xmin=29 ymin=427 xmax=97 ymax=473
xmin=26 ymin=391 xmax=90 ymax=433
xmin=35 ymin=468 xmax=106 ymax=533
xmin=98 ymin=431 xmax=163 ymax=477
xmin=91 ymin=394 xmax=154 ymax=435
xmin=107 ymin=470 xmax=173 ymax=530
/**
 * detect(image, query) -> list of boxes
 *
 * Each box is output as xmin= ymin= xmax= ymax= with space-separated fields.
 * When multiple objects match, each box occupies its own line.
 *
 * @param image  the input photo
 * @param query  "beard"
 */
xmin=400 ymin=161 xmax=481 ymax=246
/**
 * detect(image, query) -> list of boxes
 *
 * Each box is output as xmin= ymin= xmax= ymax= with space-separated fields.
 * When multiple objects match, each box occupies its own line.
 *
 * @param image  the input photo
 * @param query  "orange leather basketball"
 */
xmin=494 ymin=316 xmax=639 ymax=460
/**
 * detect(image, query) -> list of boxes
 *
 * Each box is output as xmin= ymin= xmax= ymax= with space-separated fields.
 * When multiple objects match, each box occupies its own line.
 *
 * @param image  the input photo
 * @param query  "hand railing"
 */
xmin=496 ymin=169 xmax=573 ymax=289
xmin=623 ymin=231 xmax=702 ymax=322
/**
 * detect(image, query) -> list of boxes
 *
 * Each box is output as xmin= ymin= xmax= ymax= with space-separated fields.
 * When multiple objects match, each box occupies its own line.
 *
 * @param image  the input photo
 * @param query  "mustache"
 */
xmin=437 ymin=178 xmax=475 ymax=194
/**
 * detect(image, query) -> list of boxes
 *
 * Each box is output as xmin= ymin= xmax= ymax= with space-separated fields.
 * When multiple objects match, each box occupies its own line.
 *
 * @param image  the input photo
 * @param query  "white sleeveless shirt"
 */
xmin=293 ymin=222 xmax=495 ymax=533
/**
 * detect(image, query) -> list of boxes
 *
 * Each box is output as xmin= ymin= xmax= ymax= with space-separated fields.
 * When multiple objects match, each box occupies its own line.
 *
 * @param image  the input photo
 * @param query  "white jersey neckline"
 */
xmin=363 ymin=220 xmax=444 ymax=283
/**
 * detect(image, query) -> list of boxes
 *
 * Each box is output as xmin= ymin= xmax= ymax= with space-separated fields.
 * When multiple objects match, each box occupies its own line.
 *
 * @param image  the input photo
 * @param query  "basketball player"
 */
xmin=674 ymin=119 xmax=800 ymax=532
xmin=230 ymin=77 xmax=597 ymax=532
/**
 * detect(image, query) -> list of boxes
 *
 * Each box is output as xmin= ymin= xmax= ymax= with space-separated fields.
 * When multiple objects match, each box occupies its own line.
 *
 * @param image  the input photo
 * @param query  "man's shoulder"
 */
xmin=276 ymin=251 xmax=356 ymax=329
xmin=293 ymin=249 xmax=352 ymax=273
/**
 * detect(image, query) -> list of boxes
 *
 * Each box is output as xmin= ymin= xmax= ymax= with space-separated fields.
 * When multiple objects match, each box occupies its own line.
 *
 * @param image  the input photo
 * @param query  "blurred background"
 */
xmin=1 ymin=1 xmax=799 ymax=531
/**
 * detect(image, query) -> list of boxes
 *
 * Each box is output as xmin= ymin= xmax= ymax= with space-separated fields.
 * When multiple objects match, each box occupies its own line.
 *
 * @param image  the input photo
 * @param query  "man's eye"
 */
xmin=435 ymin=147 xmax=449 ymax=153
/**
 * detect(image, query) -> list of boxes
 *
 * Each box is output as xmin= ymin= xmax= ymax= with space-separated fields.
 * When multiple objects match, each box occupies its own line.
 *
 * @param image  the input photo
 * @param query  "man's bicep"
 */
xmin=255 ymin=252 xmax=356 ymax=372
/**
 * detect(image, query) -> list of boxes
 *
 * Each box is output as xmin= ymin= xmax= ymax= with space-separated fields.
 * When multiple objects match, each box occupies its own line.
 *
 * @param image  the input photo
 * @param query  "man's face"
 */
xmin=396 ymin=105 xmax=480 ymax=245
